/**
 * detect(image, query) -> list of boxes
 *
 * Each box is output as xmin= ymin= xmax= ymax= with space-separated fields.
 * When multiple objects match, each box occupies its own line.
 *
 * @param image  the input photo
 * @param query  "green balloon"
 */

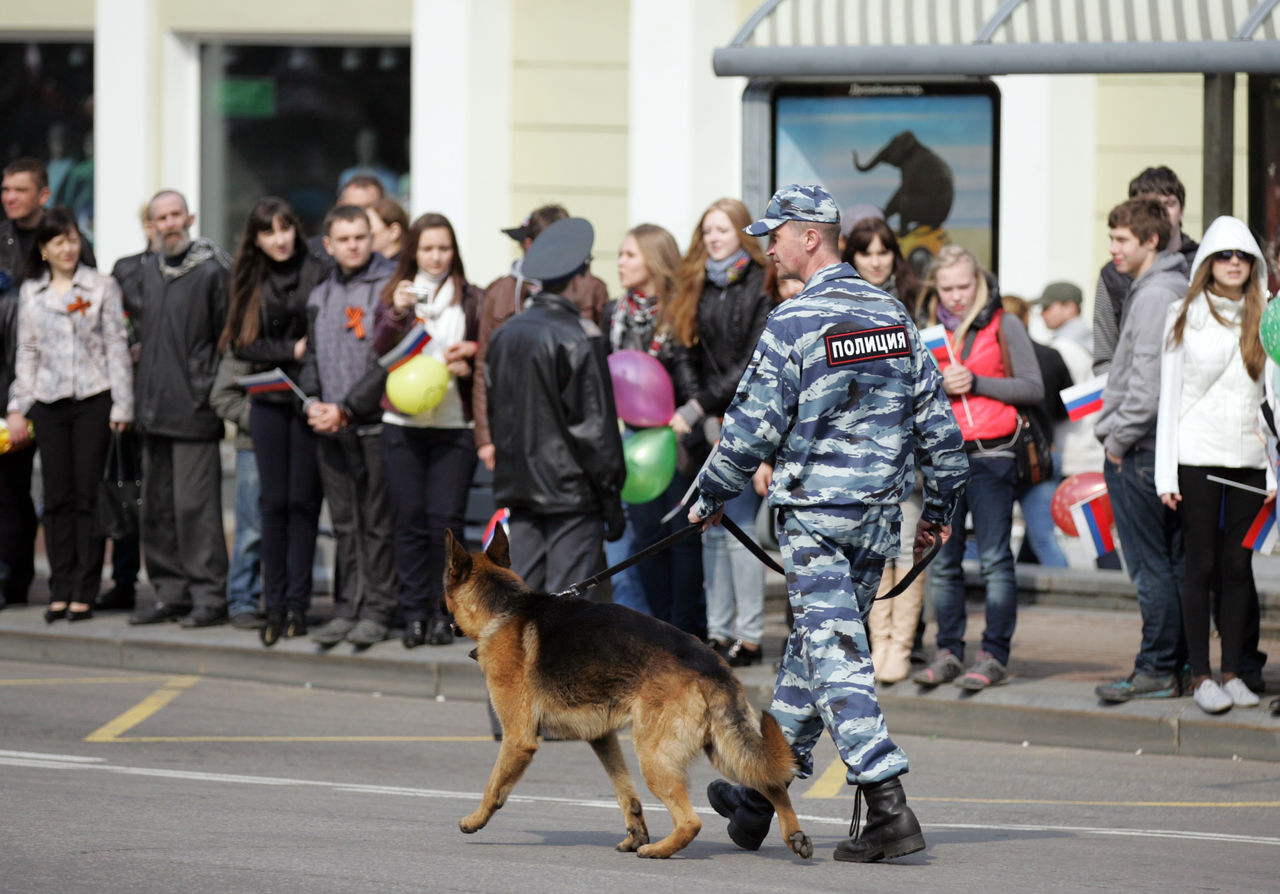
xmin=1262 ymin=298 xmax=1280 ymax=365
xmin=620 ymin=427 xmax=677 ymax=505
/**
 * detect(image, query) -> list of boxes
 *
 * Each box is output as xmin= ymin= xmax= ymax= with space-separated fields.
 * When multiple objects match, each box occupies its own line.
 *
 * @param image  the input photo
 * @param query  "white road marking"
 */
xmin=2 ymin=750 xmax=1278 ymax=848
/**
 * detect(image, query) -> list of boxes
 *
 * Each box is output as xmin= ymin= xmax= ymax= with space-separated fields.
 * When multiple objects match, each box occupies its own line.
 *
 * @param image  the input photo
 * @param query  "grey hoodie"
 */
xmin=1095 ymin=250 xmax=1189 ymax=457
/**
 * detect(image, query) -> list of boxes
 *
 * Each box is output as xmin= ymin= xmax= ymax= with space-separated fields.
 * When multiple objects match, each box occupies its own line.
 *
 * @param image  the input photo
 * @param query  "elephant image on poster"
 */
xmin=853 ymin=131 xmax=954 ymax=236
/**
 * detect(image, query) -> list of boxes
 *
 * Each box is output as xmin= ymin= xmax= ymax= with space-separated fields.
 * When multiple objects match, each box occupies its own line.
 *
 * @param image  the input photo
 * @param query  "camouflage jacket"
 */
xmin=693 ymin=262 xmax=968 ymax=557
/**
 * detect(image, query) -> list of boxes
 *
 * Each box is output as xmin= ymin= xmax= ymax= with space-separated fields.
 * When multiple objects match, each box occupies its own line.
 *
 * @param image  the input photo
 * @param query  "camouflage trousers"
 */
xmin=770 ymin=508 xmax=909 ymax=785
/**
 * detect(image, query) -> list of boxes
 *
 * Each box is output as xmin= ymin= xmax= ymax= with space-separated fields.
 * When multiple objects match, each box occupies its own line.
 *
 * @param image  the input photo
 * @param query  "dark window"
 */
xmin=199 ymin=43 xmax=411 ymax=248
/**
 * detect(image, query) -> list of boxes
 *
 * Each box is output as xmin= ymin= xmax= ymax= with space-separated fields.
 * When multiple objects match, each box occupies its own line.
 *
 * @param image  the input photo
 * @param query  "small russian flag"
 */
xmin=235 ymin=367 xmax=300 ymax=396
xmin=482 ymin=508 xmax=510 ymax=549
xmin=1070 ymin=494 xmax=1115 ymax=558
xmin=378 ymin=322 xmax=433 ymax=371
xmin=918 ymin=324 xmax=950 ymax=362
xmin=1242 ymin=501 xmax=1278 ymax=553
xmin=1060 ymin=374 xmax=1109 ymax=422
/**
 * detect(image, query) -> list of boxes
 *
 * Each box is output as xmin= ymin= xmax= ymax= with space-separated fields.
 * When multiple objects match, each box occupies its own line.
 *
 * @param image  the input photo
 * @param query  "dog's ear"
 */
xmin=445 ymin=529 xmax=472 ymax=578
xmin=485 ymin=524 xmax=511 ymax=568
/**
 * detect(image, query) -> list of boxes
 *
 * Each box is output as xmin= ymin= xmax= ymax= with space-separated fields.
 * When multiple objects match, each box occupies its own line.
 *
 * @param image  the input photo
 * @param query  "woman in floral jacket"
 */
xmin=7 ymin=207 xmax=132 ymax=622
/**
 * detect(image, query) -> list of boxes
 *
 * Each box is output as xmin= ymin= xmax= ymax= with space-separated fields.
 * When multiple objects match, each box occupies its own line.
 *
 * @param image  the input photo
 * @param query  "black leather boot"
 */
xmin=833 ymin=776 xmax=925 ymax=862
xmin=706 ymin=779 xmax=775 ymax=851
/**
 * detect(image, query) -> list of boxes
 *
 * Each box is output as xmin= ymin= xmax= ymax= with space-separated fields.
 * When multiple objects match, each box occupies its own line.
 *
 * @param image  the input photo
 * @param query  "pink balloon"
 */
xmin=608 ymin=350 xmax=675 ymax=428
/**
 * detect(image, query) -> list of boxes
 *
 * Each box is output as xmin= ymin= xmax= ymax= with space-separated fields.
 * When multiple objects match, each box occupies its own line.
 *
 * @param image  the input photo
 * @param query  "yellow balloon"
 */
xmin=386 ymin=355 xmax=450 ymax=415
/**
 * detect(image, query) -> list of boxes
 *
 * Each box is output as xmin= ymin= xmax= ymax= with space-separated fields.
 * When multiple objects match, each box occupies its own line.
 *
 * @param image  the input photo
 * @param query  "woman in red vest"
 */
xmin=911 ymin=245 xmax=1043 ymax=692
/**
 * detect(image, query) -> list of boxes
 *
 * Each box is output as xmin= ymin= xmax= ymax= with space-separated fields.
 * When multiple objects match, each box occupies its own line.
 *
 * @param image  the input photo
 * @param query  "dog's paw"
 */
xmin=615 ymin=829 xmax=649 ymax=852
xmin=636 ymin=843 xmax=673 ymax=859
xmin=459 ymin=811 xmax=489 ymax=834
xmin=788 ymin=830 xmax=813 ymax=860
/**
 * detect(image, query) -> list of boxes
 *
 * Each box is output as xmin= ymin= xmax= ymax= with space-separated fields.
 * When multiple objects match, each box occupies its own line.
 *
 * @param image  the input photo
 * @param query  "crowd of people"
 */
xmin=0 ymin=157 xmax=1275 ymax=721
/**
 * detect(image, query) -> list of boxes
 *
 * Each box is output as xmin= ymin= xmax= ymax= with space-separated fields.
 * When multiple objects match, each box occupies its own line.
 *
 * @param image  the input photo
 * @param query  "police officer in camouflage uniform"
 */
xmin=690 ymin=185 xmax=968 ymax=863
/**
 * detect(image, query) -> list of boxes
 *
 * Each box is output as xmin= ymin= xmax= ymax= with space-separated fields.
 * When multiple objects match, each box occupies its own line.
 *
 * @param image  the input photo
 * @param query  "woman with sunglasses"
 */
xmin=1155 ymin=217 xmax=1271 ymax=714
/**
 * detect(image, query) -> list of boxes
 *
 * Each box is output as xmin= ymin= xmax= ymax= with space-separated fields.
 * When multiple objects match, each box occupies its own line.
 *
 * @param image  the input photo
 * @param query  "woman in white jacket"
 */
xmin=1155 ymin=215 xmax=1271 ymax=714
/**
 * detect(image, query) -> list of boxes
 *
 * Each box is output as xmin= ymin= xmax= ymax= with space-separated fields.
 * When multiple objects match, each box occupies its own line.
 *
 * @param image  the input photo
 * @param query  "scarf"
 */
xmin=705 ymin=249 xmax=749 ymax=289
xmin=159 ymin=237 xmax=232 ymax=281
xmin=609 ymin=290 xmax=667 ymax=356
xmin=936 ymin=302 xmax=964 ymax=332
xmin=412 ymin=268 xmax=455 ymax=323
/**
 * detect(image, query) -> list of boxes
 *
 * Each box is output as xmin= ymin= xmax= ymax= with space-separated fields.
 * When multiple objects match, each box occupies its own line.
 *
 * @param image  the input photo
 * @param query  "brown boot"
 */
xmin=868 ymin=568 xmax=897 ymax=680
xmin=878 ymin=571 xmax=925 ymax=683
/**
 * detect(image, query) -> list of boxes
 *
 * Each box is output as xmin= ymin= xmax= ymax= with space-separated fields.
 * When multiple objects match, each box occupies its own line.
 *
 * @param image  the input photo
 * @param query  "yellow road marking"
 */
xmin=801 ymin=753 xmax=849 ymax=799
xmin=84 ymin=675 xmax=201 ymax=743
xmin=0 ymin=675 xmax=175 ymax=686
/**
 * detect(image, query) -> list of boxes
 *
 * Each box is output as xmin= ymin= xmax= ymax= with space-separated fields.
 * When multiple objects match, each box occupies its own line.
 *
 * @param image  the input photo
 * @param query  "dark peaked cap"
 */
xmin=522 ymin=217 xmax=594 ymax=283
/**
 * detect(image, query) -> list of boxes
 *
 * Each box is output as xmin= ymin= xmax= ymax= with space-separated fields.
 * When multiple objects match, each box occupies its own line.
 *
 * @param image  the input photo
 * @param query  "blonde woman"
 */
xmin=912 ymin=245 xmax=1042 ymax=691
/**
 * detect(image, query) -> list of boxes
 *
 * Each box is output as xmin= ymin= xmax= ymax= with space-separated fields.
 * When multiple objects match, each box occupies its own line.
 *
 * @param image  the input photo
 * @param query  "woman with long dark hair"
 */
xmin=221 ymin=196 xmax=329 ymax=645
xmin=668 ymin=198 xmax=772 ymax=661
xmin=375 ymin=213 xmax=482 ymax=648
xmin=1156 ymin=216 xmax=1270 ymax=714
xmin=841 ymin=215 xmax=926 ymax=682
xmin=7 ymin=207 xmax=131 ymax=622
xmin=842 ymin=216 xmax=920 ymax=318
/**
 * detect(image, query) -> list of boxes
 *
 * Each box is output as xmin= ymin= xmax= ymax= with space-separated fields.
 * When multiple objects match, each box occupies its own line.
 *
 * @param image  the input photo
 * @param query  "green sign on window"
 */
xmin=221 ymin=78 xmax=275 ymax=118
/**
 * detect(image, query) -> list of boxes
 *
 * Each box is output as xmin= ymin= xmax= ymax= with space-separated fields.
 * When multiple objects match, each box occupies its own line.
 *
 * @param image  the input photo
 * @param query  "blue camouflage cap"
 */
xmin=743 ymin=184 xmax=841 ymax=236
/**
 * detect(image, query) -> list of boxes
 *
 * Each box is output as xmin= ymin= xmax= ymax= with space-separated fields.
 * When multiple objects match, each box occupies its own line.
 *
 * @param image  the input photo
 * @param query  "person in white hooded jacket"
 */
xmin=1155 ymin=215 xmax=1272 ymax=715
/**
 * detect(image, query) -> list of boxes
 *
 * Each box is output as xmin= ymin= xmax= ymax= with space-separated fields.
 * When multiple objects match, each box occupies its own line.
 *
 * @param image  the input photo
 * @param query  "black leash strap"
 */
xmin=720 ymin=513 xmax=787 ymax=575
xmin=553 ymin=522 xmax=703 ymax=598
xmin=871 ymin=536 xmax=942 ymax=602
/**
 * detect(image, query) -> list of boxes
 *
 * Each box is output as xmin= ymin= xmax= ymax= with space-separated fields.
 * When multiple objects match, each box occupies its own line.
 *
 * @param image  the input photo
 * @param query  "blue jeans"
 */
xmin=227 ymin=448 xmax=262 ymax=617
xmin=929 ymin=454 xmax=1018 ymax=666
xmin=630 ymin=471 xmax=703 ymax=634
xmin=604 ymin=516 xmax=648 ymax=614
xmin=1104 ymin=448 xmax=1184 ymax=675
xmin=1016 ymin=451 xmax=1068 ymax=567
xmin=704 ymin=488 xmax=764 ymax=645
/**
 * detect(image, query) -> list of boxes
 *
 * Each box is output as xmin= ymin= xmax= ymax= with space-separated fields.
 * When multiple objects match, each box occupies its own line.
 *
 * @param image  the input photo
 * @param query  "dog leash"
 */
xmin=553 ymin=522 xmax=704 ymax=598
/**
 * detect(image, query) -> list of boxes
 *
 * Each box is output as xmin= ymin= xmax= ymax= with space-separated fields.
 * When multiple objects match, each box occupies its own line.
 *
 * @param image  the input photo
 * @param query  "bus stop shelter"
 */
xmin=714 ymin=0 xmax=1280 ymax=230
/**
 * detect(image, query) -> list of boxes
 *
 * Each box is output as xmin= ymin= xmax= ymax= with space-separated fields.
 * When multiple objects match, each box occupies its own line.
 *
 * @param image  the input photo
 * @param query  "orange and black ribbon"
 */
xmin=344 ymin=306 xmax=366 ymax=339
xmin=66 ymin=294 xmax=91 ymax=316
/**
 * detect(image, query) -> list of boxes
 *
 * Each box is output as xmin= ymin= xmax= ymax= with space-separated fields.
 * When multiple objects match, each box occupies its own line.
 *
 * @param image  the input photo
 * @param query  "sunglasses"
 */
xmin=1212 ymin=249 xmax=1252 ymax=263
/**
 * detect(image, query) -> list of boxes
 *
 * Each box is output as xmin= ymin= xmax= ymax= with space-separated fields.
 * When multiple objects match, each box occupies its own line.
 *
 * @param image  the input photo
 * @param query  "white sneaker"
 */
xmin=1193 ymin=679 xmax=1232 ymax=714
xmin=1223 ymin=677 xmax=1260 ymax=707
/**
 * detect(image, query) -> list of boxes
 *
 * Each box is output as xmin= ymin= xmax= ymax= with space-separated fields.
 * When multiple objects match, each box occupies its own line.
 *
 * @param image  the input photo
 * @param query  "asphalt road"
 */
xmin=1 ymin=659 xmax=1276 ymax=893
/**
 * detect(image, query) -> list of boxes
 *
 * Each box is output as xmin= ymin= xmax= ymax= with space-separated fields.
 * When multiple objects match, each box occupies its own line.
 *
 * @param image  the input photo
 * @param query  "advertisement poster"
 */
xmin=773 ymin=82 xmax=1000 ymax=276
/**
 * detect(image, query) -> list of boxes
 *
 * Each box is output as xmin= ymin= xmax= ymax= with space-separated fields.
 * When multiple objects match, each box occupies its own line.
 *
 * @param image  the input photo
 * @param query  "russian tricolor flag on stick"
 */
xmin=1060 ymin=374 xmax=1109 ymax=422
xmin=235 ymin=367 xmax=306 ymax=400
xmin=1070 ymin=494 xmax=1115 ymax=558
xmin=482 ymin=508 xmax=511 ymax=549
xmin=378 ymin=322 xmax=432 ymax=371
xmin=1242 ymin=501 xmax=1279 ymax=553
xmin=918 ymin=324 xmax=950 ymax=363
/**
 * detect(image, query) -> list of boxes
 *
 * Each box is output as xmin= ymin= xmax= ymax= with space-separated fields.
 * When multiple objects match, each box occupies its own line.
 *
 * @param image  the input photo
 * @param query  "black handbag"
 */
xmin=1011 ymin=411 xmax=1053 ymax=488
xmin=94 ymin=431 xmax=142 ymax=540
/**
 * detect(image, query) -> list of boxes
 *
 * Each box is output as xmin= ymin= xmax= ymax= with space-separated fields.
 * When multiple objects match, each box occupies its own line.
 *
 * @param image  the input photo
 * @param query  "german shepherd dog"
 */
xmin=443 ymin=527 xmax=812 ymax=860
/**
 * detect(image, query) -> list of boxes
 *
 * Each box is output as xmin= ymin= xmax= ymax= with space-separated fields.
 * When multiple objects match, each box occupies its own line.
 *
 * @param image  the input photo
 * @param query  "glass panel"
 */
xmin=199 ymin=43 xmax=411 ymax=249
xmin=0 ymin=41 xmax=96 ymax=244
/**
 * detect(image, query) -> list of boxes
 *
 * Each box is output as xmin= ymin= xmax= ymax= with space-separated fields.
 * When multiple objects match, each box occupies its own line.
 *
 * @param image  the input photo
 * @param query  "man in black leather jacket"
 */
xmin=484 ymin=217 xmax=626 ymax=593
xmin=0 ymin=281 xmax=37 ymax=606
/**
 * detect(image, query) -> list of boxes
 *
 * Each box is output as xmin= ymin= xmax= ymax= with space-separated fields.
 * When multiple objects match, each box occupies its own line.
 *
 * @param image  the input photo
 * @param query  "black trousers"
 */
xmin=141 ymin=435 xmax=228 ymax=611
xmin=508 ymin=510 xmax=606 ymax=595
xmin=27 ymin=393 xmax=112 ymax=605
xmin=0 ymin=440 xmax=37 ymax=604
xmin=316 ymin=430 xmax=397 ymax=624
xmin=380 ymin=424 xmax=476 ymax=622
xmin=1178 ymin=465 xmax=1264 ymax=678
xmin=250 ymin=400 xmax=322 ymax=616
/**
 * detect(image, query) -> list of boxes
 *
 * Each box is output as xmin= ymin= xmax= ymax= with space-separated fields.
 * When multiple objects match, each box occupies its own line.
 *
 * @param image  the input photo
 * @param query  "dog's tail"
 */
xmin=705 ymin=689 xmax=797 ymax=791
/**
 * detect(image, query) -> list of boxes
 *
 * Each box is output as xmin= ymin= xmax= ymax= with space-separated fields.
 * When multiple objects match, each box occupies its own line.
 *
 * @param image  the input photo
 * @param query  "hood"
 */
xmin=1189 ymin=216 xmax=1268 ymax=291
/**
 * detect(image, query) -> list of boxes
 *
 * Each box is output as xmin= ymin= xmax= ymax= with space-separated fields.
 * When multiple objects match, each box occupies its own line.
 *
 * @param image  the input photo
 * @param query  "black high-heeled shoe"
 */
xmin=260 ymin=614 xmax=285 ymax=648
xmin=44 ymin=605 xmax=68 ymax=623
xmin=284 ymin=610 xmax=307 ymax=638
xmin=67 ymin=605 xmax=94 ymax=622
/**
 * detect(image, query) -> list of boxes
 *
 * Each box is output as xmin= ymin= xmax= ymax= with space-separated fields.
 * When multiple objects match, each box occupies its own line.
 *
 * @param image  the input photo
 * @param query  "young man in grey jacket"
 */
xmin=1093 ymin=197 xmax=1188 ymax=703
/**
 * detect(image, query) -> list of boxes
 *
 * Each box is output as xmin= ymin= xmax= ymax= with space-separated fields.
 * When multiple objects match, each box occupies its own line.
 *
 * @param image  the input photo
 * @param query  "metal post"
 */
xmin=1202 ymin=73 xmax=1235 ymax=222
